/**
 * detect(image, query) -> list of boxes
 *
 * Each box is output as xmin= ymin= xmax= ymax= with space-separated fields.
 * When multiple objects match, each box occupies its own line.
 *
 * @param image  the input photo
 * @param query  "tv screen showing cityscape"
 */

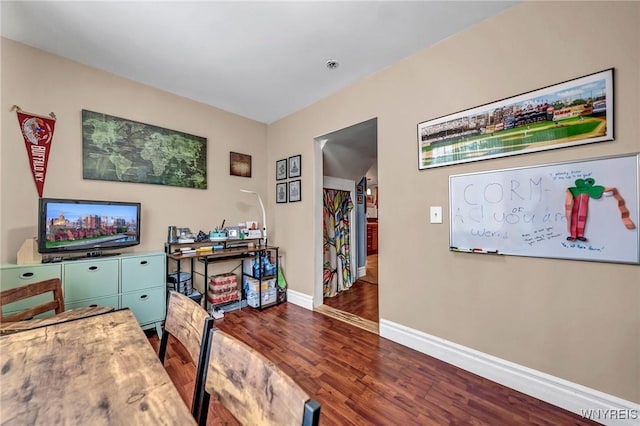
xmin=39 ymin=198 xmax=140 ymax=253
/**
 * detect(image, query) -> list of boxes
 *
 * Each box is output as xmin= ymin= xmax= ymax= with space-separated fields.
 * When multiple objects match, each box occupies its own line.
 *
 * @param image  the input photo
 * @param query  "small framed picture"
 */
xmin=276 ymin=182 xmax=287 ymax=203
xmin=356 ymin=184 xmax=364 ymax=194
xmin=288 ymin=180 xmax=301 ymax=202
xmin=276 ymin=158 xmax=287 ymax=181
xmin=230 ymin=152 xmax=252 ymax=177
xmin=357 ymin=195 xmax=364 ymax=204
xmin=288 ymin=154 xmax=301 ymax=178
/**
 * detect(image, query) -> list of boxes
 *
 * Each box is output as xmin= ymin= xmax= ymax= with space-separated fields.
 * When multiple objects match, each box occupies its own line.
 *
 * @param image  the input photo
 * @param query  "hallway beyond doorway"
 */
xmin=319 ymin=254 xmax=379 ymax=333
xmin=360 ymin=253 xmax=378 ymax=285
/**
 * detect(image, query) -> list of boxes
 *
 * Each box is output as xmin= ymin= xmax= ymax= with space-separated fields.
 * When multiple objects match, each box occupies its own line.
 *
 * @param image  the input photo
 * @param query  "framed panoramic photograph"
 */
xmin=417 ymin=68 xmax=614 ymax=170
xmin=288 ymin=154 xmax=301 ymax=178
xmin=276 ymin=182 xmax=287 ymax=203
xmin=288 ymin=179 xmax=301 ymax=202
xmin=276 ymin=158 xmax=287 ymax=180
xmin=230 ymin=152 xmax=252 ymax=177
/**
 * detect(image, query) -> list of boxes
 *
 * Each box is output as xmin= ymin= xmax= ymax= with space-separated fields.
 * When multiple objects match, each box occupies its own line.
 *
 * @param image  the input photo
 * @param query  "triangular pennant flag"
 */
xmin=15 ymin=108 xmax=56 ymax=197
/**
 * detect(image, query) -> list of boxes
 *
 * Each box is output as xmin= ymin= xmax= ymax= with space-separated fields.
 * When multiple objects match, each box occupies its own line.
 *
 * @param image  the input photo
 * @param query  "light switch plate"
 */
xmin=430 ymin=206 xmax=443 ymax=224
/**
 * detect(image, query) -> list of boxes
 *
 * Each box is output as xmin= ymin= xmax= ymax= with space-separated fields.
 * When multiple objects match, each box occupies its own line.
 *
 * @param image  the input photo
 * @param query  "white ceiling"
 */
xmin=1 ymin=1 xmax=515 ymax=125
xmin=1 ymin=1 xmax=515 ymax=182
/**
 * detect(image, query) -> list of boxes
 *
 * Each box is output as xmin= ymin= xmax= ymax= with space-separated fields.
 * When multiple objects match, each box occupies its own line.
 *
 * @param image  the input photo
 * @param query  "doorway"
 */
xmin=313 ymin=118 xmax=378 ymax=332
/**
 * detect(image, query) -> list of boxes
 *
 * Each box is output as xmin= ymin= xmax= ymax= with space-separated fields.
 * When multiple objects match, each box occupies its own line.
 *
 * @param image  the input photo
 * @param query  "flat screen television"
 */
xmin=38 ymin=197 xmax=141 ymax=256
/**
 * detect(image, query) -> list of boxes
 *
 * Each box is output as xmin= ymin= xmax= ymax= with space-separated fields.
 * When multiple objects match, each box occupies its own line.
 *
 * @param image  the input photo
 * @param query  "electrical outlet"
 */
xmin=430 ymin=206 xmax=443 ymax=224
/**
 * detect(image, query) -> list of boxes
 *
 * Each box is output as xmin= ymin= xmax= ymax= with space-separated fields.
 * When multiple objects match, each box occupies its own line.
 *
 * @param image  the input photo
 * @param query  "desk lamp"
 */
xmin=240 ymin=189 xmax=267 ymax=246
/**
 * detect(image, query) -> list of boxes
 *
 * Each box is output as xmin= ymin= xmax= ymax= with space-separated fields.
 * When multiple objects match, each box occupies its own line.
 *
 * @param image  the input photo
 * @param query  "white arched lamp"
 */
xmin=240 ymin=189 xmax=267 ymax=246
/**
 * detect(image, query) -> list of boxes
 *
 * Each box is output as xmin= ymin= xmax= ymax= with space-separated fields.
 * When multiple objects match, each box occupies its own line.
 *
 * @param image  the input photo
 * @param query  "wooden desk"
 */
xmin=166 ymin=243 xmax=281 ymax=311
xmin=0 ymin=309 xmax=196 ymax=425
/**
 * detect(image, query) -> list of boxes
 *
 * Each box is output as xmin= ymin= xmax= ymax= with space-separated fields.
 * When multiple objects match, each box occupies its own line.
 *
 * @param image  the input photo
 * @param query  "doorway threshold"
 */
xmin=314 ymin=305 xmax=379 ymax=335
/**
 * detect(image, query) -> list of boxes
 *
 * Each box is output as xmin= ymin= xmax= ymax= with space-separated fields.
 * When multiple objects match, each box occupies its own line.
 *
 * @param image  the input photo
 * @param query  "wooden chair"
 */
xmin=198 ymin=328 xmax=321 ymax=426
xmin=158 ymin=290 xmax=214 ymax=420
xmin=0 ymin=278 xmax=115 ymax=334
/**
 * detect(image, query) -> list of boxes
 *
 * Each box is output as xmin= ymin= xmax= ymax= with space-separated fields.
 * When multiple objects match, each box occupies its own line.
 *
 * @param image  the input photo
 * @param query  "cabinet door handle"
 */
xmin=20 ymin=272 xmax=35 ymax=279
xmin=140 ymin=260 xmax=148 ymax=265
xmin=88 ymin=266 xmax=99 ymax=271
xmin=140 ymin=294 xmax=148 ymax=300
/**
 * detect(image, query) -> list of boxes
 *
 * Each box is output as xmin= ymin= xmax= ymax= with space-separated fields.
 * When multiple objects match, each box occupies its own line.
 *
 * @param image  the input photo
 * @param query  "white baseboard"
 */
xmin=285 ymin=289 xmax=315 ymax=310
xmin=358 ymin=266 xmax=366 ymax=278
xmin=380 ymin=319 xmax=639 ymax=426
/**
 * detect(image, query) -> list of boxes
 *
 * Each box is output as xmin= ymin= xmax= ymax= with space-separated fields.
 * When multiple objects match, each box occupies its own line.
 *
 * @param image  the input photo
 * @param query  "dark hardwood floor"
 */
xmin=322 ymin=279 xmax=378 ymax=323
xmin=323 ymin=254 xmax=379 ymax=323
xmin=148 ymin=303 xmax=599 ymax=426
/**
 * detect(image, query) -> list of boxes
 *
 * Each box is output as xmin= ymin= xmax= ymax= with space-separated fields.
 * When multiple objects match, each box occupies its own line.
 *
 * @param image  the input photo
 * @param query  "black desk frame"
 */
xmin=165 ymin=241 xmax=281 ymax=312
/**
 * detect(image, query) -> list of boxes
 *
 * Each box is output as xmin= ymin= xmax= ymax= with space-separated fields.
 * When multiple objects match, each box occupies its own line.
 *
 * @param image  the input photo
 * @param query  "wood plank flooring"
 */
xmin=314 ymin=304 xmax=378 ymax=334
xmin=147 ymin=303 xmax=599 ymax=426
xmin=322 ymin=279 xmax=379 ymax=324
xmin=323 ymin=253 xmax=379 ymax=324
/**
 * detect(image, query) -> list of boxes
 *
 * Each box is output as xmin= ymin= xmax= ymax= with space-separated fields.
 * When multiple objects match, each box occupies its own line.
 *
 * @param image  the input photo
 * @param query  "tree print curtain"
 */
xmin=323 ymin=188 xmax=354 ymax=298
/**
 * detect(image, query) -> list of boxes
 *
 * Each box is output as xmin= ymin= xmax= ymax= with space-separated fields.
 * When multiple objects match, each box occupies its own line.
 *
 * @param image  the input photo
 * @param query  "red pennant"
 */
xmin=16 ymin=110 xmax=56 ymax=198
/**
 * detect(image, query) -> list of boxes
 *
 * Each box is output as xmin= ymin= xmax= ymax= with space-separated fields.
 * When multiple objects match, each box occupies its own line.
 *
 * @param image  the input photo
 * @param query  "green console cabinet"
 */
xmin=0 ymin=252 xmax=166 ymax=333
xmin=0 ymin=263 xmax=62 ymax=318
xmin=120 ymin=253 xmax=166 ymax=328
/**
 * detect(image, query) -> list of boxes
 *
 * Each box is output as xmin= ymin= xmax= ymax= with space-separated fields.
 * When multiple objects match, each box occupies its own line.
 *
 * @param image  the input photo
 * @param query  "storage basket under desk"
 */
xmin=167 ymin=271 xmax=193 ymax=295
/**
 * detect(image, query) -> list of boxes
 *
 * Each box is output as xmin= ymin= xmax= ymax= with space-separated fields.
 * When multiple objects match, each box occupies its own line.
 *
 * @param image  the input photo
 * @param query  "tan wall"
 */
xmin=0 ymin=39 xmax=269 ymax=287
xmin=269 ymin=2 xmax=639 ymax=402
xmin=1 ymin=1 xmax=638 ymax=404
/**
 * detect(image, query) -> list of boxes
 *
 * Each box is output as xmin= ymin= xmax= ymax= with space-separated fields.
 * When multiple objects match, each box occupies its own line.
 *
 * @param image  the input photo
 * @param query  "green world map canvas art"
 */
xmin=82 ymin=110 xmax=207 ymax=189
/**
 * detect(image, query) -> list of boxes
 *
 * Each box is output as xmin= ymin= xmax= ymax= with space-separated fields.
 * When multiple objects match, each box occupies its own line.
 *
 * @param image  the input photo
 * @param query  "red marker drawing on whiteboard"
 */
xmin=564 ymin=178 xmax=636 ymax=242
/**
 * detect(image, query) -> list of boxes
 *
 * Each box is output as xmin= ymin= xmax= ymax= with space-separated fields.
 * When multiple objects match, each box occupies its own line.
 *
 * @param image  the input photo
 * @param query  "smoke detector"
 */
xmin=326 ymin=60 xmax=339 ymax=70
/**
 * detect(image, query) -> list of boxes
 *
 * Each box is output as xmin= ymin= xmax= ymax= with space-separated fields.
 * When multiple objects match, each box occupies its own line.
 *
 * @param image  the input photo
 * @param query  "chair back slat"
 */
xmin=204 ymin=329 xmax=316 ymax=426
xmin=164 ymin=291 xmax=212 ymax=364
xmin=0 ymin=278 xmax=64 ymax=322
xmin=159 ymin=290 xmax=213 ymax=420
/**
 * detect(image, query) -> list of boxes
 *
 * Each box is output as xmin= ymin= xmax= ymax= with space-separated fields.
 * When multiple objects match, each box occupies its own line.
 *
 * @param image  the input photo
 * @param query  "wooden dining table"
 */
xmin=0 ymin=309 xmax=196 ymax=425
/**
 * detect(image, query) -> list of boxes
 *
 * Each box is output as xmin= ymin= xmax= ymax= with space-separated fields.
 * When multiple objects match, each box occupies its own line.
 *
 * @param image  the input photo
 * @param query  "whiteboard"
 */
xmin=449 ymin=154 xmax=639 ymax=264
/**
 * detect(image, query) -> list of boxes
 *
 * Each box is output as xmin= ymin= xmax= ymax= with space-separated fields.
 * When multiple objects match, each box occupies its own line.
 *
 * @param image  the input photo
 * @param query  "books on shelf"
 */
xmin=173 ymin=247 xmax=196 ymax=255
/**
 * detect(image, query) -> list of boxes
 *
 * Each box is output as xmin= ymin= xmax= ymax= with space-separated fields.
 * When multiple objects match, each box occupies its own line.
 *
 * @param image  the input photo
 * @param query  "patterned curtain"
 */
xmin=323 ymin=189 xmax=354 ymax=298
